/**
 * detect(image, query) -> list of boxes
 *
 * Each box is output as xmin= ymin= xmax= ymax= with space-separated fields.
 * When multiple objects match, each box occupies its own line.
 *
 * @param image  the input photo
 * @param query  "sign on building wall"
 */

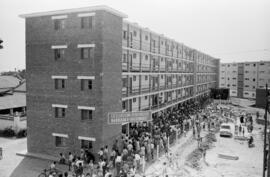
xmin=108 ymin=111 xmax=152 ymax=124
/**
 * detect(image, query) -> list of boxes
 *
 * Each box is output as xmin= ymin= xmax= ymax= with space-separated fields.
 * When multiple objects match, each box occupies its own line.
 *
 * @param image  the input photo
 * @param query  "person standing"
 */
xmin=203 ymin=148 xmax=206 ymax=161
xmin=239 ymin=125 xmax=242 ymax=134
xmin=68 ymin=152 xmax=73 ymax=171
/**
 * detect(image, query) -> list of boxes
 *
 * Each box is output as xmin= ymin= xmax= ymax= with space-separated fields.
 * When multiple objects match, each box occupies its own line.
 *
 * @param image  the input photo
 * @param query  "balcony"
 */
xmin=122 ymin=87 xmax=128 ymax=97
xmin=141 ymin=104 xmax=150 ymax=111
xmin=141 ymin=64 xmax=151 ymax=72
xmin=141 ymin=84 xmax=150 ymax=93
xmin=129 ymin=85 xmax=140 ymax=95
xmin=159 ymin=85 xmax=166 ymax=90
xmin=160 ymin=66 xmax=166 ymax=72
xmin=151 ymin=104 xmax=159 ymax=110
xmin=151 ymin=84 xmax=159 ymax=91
xmin=122 ymin=63 xmax=128 ymax=71
xmin=151 ymin=65 xmax=159 ymax=72
xmin=130 ymin=64 xmax=140 ymax=72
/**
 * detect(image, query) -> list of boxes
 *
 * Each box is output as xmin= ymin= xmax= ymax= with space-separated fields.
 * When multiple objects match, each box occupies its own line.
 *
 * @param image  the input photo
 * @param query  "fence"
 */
xmin=0 ymin=115 xmax=26 ymax=133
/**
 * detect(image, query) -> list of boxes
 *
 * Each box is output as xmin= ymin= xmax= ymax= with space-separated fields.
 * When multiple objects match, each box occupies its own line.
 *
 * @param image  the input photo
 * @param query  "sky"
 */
xmin=0 ymin=0 xmax=270 ymax=71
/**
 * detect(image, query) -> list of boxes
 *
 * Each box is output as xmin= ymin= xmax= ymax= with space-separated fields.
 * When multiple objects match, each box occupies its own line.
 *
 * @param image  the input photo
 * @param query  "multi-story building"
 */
xmin=219 ymin=63 xmax=238 ymax=97
xmin=220 ymin=61 xmax=270 ymax=99
xmin=20 ymin=6 xmax=220 ymax=157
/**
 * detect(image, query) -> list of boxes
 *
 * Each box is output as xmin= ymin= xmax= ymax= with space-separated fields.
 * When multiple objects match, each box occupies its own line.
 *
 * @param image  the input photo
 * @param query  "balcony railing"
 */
xmin=141 ymin=64 xmax=151 ymax=71
xmin=122 ymin=63 xmax=128 ymax=71
xmin=130 ymin=64 xmax=140 ymax=72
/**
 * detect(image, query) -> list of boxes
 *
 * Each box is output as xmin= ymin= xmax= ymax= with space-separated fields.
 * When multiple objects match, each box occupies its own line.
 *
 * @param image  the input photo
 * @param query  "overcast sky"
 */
xmin=0 ymin=0 xmax=269 ymax=71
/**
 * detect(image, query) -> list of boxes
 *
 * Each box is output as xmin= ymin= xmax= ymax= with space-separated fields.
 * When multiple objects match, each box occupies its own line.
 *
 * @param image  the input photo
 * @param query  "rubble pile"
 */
xmin=186 ymin=131 xmax=217 ymax=170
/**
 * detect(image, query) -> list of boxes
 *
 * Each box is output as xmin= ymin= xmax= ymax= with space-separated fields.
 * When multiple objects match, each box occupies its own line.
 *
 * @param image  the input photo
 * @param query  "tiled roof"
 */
xmin=0 ymin=76 xmax=20 ymax=89
xmin=0 ymin=92 xmax=26 ymax=110
xmin=14 ymin=82 xmax=26 ymax=92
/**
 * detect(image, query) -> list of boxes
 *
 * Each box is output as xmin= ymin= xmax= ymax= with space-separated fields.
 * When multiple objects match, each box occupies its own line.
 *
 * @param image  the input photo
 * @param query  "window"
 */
xmin=145 ymin=55 xmax=148 ymax=60
xmin=161 ymin=75 xmax=164 ymax=79
xmin=123 ymin=54 xmax=127 ymax=63
xmin=54 ymin=19 xmax=65 ymax=30
xmin=145 ymin=35 xmax=148 ymax=41
xmin=133 ymin=98 xmax=136 ymax=102
xmin=133 ymin=76 xmax=136 ymax=81
xmin=122 ymin=101 xmax=126 ymax=110
xmin=55 ymin=79 xmax=65 ymax=90
xmin=245 ymin=78 xmax=249 ymax=80
xmin=253 ymin=78 xmax=256 ymax=82
xmin=253 ymin=64 xmax=256 ymax=67
xmin=133 ymin=53 xmax=136 ymax=58
xmin=233 ymin=78 xmax=236 ymax=80
xmin=81 ymin=109 xmax=93 ymax=120
xmin=123 ymin=31 xmax=127 ymax=39
xmin=81 ymin=140 xmax=93 ymax=149
xmin=81 ymin=80 xmax=92 ymax=90
xmin=81 ymin=48 xmax=92 ymax=59
xmin=54 ymin=49 xmax=65 ymax=60
xmin=245 ymin=85 xmax=249 ymax=88
xmin=145 ymin=96 xmax=148 ymax=100
xmin=245 ymin=64 xmax=250 ymax=66
xmin=152 ymin=40 xmax=156 ymax=48
xmin=260 ymin=63 xmax=265 ymax=65
xmin=81 ymin=16 xmax=93 ymax=29
xmin=133 ymin=31 xmax=137 ymax=37
xmin=145 ymin=76 xmax=148 ymax=80
xmin=55 ymin=136 xmax=66 ymax=147
xmin=54 ymin=107 xmax=66 ymax=118
xmin=253 ymin=86 xmax=256 ymax=89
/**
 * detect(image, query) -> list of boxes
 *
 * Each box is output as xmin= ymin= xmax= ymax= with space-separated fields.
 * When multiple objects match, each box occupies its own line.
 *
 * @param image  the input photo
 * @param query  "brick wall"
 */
xmin=26 ymin=10 xmax=123 ymax=156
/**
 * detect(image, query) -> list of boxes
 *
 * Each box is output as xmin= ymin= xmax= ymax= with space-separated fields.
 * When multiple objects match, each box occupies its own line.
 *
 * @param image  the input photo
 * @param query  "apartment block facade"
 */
xmin=21 ymin=6 xmax=220 ymax=157
xmin=220 ymin=61 xmax=270 ymax=99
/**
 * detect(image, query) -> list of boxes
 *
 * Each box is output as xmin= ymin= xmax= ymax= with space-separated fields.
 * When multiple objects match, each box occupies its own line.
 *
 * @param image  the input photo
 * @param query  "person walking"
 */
xmin=239 ymin=125 xmax=242 ymax=134
xmin=202 ymin=148 xmax=206 ymax=161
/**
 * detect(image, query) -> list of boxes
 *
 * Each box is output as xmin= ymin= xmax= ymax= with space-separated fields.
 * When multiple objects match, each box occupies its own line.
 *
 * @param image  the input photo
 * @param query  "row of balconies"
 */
xmin=122 ymin=81 xmax=194 ymax=97
xmin=122 ymin=62 xmax=194 ymax=73
xmin=122 ymin=88 xmax=195 ymax=112
xmin=122 ymin=38 xmax=193 ymax=61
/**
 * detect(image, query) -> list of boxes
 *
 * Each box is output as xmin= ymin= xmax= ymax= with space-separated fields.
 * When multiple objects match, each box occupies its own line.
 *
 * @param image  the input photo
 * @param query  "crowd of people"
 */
xmin=48 ymin=97 xmax=210 ymax=177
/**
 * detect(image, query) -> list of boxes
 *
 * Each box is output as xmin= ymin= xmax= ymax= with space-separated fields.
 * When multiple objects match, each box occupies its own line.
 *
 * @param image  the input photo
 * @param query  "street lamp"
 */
xmin=0 ymin=39 xmax=3 ymax=49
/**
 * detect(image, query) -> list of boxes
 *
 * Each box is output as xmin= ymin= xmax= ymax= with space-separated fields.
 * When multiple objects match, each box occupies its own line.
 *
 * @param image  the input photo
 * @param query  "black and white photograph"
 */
xmin=0 ymin=0 xmax=270 ymax=177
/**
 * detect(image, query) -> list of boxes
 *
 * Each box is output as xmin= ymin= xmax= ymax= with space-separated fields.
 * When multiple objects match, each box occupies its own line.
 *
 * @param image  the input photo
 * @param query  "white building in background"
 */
xmin=220 ymin=61 xmax=270 ymax=99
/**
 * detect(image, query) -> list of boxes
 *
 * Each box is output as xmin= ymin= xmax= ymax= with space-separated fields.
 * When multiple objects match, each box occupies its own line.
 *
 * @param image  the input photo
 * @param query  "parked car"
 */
xmin=220 ymin=123 xmax=233 ymax=137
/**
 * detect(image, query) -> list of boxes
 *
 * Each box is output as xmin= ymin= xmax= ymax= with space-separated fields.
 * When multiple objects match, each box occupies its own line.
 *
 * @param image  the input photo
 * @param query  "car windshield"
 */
xmin=221 ymin=125 xmax=230 ymax=129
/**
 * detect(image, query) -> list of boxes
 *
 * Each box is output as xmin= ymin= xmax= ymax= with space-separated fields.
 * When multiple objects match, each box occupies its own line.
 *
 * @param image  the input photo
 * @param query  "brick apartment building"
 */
xmin=20 ymin=5 xmax=220 ymax=157
xmin=220 ymin=61 xmax=270 ymax=99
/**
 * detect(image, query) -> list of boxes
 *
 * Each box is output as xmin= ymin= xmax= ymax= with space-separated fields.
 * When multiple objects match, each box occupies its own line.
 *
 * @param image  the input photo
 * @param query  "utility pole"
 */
xmin=266 ymin=84 xmax=270 ymax=177
xmin=263 ymin=84 xmax=269 ymax=177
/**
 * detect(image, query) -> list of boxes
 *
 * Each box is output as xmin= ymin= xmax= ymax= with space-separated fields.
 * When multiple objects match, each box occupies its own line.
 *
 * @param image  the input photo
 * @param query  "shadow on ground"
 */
xmin=10 ymin=157 xmax=68 ymax=177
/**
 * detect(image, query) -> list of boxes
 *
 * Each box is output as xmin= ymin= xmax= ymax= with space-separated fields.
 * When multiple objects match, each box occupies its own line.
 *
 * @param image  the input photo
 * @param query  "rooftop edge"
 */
xmin=19 ymin=5 xmax=128 ymax=18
